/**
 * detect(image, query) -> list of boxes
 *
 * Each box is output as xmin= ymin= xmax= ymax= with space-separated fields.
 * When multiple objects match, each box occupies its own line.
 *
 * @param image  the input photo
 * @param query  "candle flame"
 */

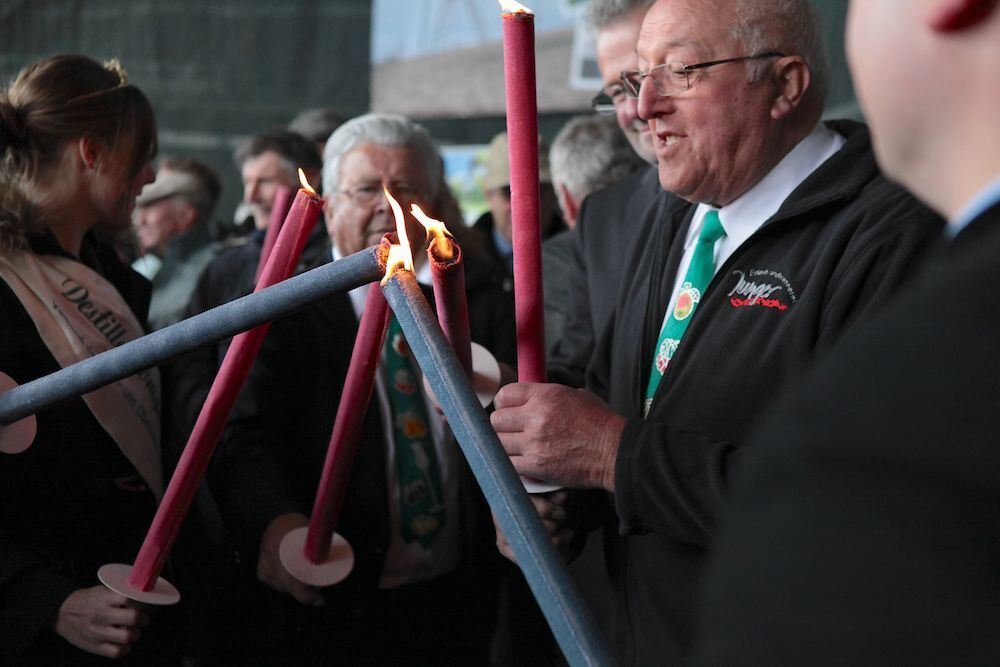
xmin=298 ymin=168 xmax=316 ymax=194
xmin=498 ymin=0 xmax=533 ymax=14
xmin=411 ymin=204 xmax=455 ymax=261
xmin=381 ymin=186 xmax=413 ymax=283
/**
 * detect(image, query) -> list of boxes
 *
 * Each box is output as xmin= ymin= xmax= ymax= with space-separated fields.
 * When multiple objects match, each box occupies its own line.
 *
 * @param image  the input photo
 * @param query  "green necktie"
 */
xmin=383 ymin=315 xmax=445 ymax=547
xmin=643 ymin=210 xmax=726 ymax=417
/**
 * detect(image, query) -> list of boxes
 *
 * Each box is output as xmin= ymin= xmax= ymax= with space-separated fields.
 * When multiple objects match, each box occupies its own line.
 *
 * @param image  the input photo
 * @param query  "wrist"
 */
xmin=599 ymin=412 xmax=626 ymax=492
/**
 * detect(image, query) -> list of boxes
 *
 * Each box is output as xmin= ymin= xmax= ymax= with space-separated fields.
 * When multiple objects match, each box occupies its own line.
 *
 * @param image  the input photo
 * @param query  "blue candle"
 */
xmin=381 ymin=268 xmax=611 ymax=667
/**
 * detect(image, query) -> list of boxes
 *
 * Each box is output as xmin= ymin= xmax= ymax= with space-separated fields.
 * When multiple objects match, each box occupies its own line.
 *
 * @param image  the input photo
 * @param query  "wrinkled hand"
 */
xmin=491 ymin=383 xmax=626 ymax=491
xmin=54 ymin=585 xmax=150 ymax=659
xmin=494 ymin=490 xmax=576 ymax=563
xmin=258 ymin=513 xmax=325 ymax=607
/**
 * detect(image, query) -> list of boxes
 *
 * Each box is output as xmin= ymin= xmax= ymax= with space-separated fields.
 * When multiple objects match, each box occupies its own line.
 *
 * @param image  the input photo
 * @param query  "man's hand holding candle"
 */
xmin=258 ymin=513 xmax=324 ymax=607
xmin=490 ymin=382 xmax=625 ymax=491
xmin=54 ymin=586 xmax=151 ymax=659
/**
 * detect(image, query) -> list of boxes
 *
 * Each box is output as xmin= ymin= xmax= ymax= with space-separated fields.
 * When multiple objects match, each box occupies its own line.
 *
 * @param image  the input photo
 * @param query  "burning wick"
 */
xmin=381 ymin=187 xmax=414 ymax=284
xmin=411 ymin=204 xmax=455 ymax=262
xmin=498 ymin=0 xmax=533 ymax=15
xmin=298 ymin=168 xmax=317 ymax=194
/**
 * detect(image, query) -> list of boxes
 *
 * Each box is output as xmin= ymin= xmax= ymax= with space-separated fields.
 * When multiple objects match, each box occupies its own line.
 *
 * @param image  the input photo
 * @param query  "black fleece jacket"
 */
xmin=589 ymin=120 xmax=945 ymax=666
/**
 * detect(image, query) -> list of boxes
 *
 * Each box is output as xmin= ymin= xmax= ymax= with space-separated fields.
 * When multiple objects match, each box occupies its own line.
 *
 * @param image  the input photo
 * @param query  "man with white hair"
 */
xmin=543 ymin=114 xmax=646 ymax=346
xmin=692 ymin=2 xmax=1000 ymax=663
xmin=491 ymin=0 xmax=944 ymax=662
xmin=212 ymin=113 xmax=513 ymax=664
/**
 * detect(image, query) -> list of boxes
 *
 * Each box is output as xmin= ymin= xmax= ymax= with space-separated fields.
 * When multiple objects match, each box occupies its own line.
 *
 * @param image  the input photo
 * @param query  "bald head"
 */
xmin=847 ymin=0 xmax=1000 ymax=218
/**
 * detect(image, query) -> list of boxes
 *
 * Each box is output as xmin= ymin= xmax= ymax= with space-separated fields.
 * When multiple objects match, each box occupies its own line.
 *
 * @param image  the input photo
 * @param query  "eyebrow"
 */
xmin=636 ymin=38 xmax=704 ymax=60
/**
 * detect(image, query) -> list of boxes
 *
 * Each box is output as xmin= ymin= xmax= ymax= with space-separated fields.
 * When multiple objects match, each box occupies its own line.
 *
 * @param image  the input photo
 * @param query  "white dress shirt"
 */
xmin=333 ymin=246 xmax=462 ymax=589
xmin=660 ymin=123 xmax=846 ymax=332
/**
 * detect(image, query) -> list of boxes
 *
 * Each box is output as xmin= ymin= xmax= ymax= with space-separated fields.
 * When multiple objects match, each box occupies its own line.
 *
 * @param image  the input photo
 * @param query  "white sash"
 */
xmin=0 ymin=249 xmax=163 ymax=499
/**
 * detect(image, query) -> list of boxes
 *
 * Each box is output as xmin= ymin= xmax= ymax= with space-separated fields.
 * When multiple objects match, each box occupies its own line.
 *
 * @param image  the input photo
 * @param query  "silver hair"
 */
xmin=585 ymin=0 xmax=655 ymax=32
xmin=732 ymin=0 xmax=829 ymax=106
xmin=321 ymin=113 xmax=443 ymax=198
xmin=549 ymin=115 xmax=646 ymax=201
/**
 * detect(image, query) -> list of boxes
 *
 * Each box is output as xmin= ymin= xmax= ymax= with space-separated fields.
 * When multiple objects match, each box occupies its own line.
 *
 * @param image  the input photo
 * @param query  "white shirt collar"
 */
xmin=686 ymin=123 xmax=846 ymax=250
xmin=949 ymin=175 xmax=1000 ymax=236
xmin=332 ymin=244 xmax=431 ymax=317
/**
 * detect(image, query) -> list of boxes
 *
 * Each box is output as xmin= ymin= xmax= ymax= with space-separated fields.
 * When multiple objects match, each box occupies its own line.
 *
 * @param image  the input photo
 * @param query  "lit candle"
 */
xmin=255 ymin=185 xmax=294 ymax=284
xmin=411 ymin=204 xmax=473 ymax=378
xmin=499 ymin=0 xmax=546 ymax=383
xmin=116 ymin=170 xmax=324 ymax=597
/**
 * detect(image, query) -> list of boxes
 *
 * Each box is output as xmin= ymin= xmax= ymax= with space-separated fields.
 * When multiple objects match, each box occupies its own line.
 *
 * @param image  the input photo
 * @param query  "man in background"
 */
xmin=132 ymin=157 xmax=221 ymax=330
xmin=543 ymin=114 xmax=646 ymax=348
xmin=547 ymin=0 xmax=660 ymax=387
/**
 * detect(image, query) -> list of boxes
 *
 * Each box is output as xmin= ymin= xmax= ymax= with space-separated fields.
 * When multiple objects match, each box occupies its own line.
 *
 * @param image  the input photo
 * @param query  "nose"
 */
xmin=140 ymin=163 xmax=155 ymax=187
xmin=618 ymin=96 xmax=641 ymax=130
xmin=244 ymin=180 xmax=258 ymax=204
xmin=637 ymin=76 xmax=673 ymax=122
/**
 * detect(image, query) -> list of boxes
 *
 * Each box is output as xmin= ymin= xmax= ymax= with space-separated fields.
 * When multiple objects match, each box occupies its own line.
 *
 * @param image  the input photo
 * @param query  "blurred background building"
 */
xmin=0 ymin=0 xmax=858 ymax=228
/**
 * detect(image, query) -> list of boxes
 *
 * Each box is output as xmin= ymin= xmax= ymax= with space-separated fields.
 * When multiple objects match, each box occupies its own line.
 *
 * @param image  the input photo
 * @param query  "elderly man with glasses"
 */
xmin=491 ymin=0 xmax=944 ymax=663
xmin=210 ymin=113 xmax=515 ymax=665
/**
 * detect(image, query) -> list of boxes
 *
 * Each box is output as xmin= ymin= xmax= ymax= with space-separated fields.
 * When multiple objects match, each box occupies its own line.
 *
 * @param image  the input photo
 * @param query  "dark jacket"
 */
xmin=0 ymin=233 xmax=178 ymax=666
xmin=166 ymin=224 xmax=329 ymax=446
xmin=548 ymin=166 xmax=662 ymax=387
xmin=592 ymin=120 xmax=945 ymax=665
xmin=209 ymin=251 xmax=515 ymax=663
xmin=693 ymin=202 xmax=1000 ymax=666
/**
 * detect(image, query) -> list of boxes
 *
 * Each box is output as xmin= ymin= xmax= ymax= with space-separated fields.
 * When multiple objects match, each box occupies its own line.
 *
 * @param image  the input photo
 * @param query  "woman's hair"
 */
xmin=0 ymin=54 xmax=158 ymax=251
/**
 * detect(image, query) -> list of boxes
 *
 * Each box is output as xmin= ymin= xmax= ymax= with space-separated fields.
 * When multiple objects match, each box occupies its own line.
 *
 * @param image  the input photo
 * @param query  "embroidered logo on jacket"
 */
xmin=727 ymin=269 xmax=796 ymax=311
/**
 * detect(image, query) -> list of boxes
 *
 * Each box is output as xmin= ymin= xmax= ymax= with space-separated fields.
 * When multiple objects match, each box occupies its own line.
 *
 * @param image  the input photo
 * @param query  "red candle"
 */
xmin=500 ymin=1 xmax=547 ymax=382
xmin=411 ymin=204 xmax=473 ymax=378
xmin=255 ymin=185 xmax=294 ymax=284
xmin=127 ymin=173 xmax=324 ymax=592
xmin=304 ymin=283 xmax=391 ymax=563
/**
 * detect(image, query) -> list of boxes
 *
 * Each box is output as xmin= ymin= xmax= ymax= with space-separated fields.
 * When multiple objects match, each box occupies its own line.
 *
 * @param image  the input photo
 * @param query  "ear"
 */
xmin=77 ymin=136 xmax=102 ymax=170
xmin=928 ymin=0 xmax=998 ymax=32
xmin=769 ymin=56 xmax=811 ymax=120
xmin=556 ymin=182 xmax=580 ymax=229
xmin=176 ymin=202 xmax=198 ymax=234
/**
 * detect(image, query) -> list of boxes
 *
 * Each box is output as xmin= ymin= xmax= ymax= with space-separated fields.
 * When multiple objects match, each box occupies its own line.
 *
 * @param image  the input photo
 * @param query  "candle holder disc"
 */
xmin=97 ymin=563 xmax=181 ymax=605
xmin=279 ymin=526 xmax=355 ymax=587
xmin=0 ymin=372 xmax=36 ymax=454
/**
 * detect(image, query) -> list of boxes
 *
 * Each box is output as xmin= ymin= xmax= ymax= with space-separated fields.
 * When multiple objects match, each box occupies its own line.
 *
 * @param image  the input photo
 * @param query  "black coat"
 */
xmin=209 ymin=252 xmax=515 ymax=663
xmin=592 ymin=120 xmax=945 ymax=665
xmin=166 ymin=224 xmax=330 ymax=446
xmin=0 ymin=233 xmax=178 ymax=666
xmin=692 ymin=201 xmax=1000 ymax=666
xmin=548 ymin=166 xmax=663 ymax=388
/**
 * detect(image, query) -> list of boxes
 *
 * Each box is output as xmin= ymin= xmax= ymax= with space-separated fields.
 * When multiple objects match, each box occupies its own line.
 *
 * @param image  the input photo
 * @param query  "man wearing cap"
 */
xmin=132 ymin=157 xmax=221 ymax=330
xmin=472 ymin=131 xmax=563 ymax=288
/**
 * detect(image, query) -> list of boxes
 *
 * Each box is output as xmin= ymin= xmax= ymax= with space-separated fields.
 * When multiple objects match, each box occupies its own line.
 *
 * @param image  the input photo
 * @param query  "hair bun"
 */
xmin=0 ymin=99 xmax=28 ymax=152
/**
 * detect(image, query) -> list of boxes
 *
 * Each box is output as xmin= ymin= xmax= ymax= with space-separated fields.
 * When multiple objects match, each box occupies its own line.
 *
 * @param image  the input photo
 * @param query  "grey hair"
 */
xmin=585 ymin=0 xmax=655 ymax=32
xmin=322 ymin=113 xmax=443 ymax=199
xmin=732 ymin=0 xmax=829 ymax=106
xmin=549 ymin=115 xmax=647 ymax=201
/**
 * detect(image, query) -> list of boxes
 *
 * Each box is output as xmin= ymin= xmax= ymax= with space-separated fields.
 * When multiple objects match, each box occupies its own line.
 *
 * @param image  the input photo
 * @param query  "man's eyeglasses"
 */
xmin=590 ymin=83 xmax=629 ymax=115
xmin=620 ymin=51 xmax=784 ymax=98
xmin=335 ymin=184 xmax=422 ymax=206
